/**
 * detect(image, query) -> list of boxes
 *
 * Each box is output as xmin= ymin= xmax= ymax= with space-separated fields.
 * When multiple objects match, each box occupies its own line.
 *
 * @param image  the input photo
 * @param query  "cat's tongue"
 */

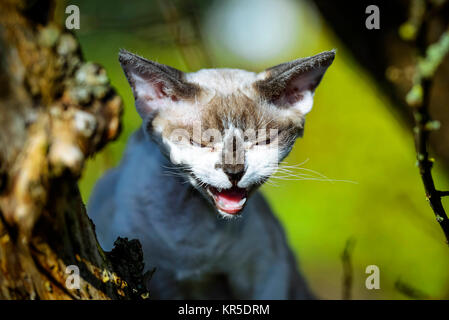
xmin=211 ymin=187 xmax=247 ymax=215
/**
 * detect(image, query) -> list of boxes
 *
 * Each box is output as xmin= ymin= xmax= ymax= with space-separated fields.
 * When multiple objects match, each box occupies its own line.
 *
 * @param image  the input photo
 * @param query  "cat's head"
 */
xmin=119 ymin=49 xmax=335 ymax=218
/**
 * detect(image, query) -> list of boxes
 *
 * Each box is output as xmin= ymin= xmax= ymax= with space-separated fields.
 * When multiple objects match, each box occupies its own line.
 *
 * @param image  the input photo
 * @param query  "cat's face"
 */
xmin=119 ymin=50 xmax=335 ymax=218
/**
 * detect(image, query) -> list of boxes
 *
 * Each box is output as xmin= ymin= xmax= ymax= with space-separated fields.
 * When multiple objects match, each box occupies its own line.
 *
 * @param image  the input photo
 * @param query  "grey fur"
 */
xmin=88 ymin=128 xmax=314 ymax=299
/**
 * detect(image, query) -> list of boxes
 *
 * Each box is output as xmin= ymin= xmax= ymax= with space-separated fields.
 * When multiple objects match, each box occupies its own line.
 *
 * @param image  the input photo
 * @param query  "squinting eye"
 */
xmin=190 ymin=138 xmax=207 ymax=148
xmin=256 ymin=137 xmax=272 ymax=146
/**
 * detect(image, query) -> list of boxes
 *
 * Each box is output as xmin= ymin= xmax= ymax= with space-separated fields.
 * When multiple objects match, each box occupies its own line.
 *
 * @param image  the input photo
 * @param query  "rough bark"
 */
xmin=0 ymin=0 xmax=148 ymax=299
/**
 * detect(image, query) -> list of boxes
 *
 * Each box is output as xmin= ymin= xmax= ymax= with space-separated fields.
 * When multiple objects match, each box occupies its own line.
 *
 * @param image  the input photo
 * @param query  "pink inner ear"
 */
xmin=281 ymin=72 xmax=319 ymax=106
xmin=286 ymin=87 xmax=304 ymax=105
xmin=151 ymin=81 xmax=178 ymax=102
xmin=142 ymin=81 xmax=179 ymax=103
xmin=153 ymin=81 xmax=166 ymax=99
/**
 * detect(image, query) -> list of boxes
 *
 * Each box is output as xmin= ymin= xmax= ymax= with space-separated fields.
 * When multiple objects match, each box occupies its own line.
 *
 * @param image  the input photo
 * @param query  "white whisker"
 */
xmin=261 ymin=159 xmax=358 ymax=185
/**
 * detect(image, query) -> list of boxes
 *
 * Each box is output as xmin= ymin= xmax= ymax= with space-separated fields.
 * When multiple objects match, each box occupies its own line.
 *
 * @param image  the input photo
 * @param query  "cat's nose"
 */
xmin=224 ymin=168 xmax=245 ymax=186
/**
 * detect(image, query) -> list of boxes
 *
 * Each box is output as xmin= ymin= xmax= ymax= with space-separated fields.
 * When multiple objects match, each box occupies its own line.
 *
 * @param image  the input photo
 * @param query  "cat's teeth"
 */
xmin=217 ymin=188 xmax=222 ymax=192
xmin=216 ymin=197 xmax=246 ymax=209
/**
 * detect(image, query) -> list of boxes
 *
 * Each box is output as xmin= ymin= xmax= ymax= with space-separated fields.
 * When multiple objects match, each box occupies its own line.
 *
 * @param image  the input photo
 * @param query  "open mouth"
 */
xmin=207 ymin=186 xmax=248 ymax=215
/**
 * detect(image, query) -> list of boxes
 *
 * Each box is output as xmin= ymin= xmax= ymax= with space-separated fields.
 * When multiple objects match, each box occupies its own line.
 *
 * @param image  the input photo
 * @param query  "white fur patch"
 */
xmin=186 ymin=69 xmax=258 ymax=96
xmin=239 ymin=144 xmax=280 ymax=188
xmin=163 ymin=137 xmax=232 ymax=189
xmin=293 ymin=90 xmax=314 ymax=115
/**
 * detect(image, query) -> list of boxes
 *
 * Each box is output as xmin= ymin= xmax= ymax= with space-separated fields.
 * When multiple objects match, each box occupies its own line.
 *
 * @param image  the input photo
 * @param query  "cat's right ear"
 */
xmin=118 ymin=49 xmax=198 ymax=120
xmin=254 ymin=50 xmax=335 ymax=115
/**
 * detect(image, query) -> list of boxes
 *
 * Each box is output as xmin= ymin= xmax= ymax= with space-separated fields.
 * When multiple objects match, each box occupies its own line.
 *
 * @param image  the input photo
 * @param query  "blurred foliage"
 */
xmin=68 ymin=0 xmax=449 ymax=299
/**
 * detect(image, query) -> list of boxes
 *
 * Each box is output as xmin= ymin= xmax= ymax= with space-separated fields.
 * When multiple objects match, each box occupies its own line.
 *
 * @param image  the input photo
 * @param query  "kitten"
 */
xmin=88 ymin=49 xmax=335 ymax=299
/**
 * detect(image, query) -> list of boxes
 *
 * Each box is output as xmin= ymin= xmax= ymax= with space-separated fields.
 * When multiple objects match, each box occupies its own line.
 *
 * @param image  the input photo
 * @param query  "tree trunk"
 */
xmin=0 ymin=0 xmax=148 ymax=299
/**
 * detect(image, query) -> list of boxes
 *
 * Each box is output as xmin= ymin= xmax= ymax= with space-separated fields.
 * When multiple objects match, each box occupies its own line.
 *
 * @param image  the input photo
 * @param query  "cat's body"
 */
xmin=88 ymin=49 xmax=335 ymax=299
xmin=89 ymin=128 xmax=312 ymax=299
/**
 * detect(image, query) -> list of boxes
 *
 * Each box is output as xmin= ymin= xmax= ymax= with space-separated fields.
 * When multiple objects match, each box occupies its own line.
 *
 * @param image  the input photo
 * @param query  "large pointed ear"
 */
xmin=254 ymin=50 xmax=335 ymax=115
xmin=118 ymin=49 xmax=199 ymax=120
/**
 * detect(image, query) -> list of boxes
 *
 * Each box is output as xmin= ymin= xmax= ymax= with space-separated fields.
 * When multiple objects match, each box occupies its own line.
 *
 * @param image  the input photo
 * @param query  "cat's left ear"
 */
xmin=255 ymin=50 xmax=335 ymax=115
xmin=118 ymin=49 xmax=199 ymax=120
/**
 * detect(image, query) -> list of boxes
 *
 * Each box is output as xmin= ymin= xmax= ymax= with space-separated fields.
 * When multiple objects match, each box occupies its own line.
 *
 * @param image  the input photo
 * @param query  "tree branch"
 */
xmin=404 ymin=1 xmax=449 ymax=244
xmin=341 ymin=237 xmax=356 ymax=300
xmin=0 ymin=0 xmax=148 ymax=299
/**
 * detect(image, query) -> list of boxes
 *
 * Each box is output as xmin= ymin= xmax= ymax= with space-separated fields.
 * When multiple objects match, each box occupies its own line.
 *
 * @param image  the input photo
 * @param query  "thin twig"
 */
xmin=157 ymin=0 xmax=214 ymax=71
xmin=341 ymin=237 xmax=356 ymax=300
xmin=395 ymin=278 xmax=430 ymax=300
xmin=404 ymin=1 xmax=449 ymax=244
xmin=437 ymin=191 xmax=449 ymax=197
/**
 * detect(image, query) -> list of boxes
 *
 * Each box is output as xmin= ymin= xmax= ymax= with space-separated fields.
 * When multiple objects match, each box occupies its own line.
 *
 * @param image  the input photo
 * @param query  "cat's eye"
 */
xmin=255 ymin=130 xmax=283 ymax=146
xmin=256 ymin=137 xmax=271 ymax=146
xmin=190 ymin=138 xmax=207 ymax=148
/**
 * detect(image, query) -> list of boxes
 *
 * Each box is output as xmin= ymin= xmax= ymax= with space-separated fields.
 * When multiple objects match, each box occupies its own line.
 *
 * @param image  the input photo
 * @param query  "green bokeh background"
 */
xmin=70 ymin=0 xmax=449 ymax=299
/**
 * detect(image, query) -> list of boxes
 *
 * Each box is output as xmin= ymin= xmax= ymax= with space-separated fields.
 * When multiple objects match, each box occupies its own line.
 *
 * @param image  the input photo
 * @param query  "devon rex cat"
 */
xmin=88 ymin=49 xmax=335 ymax=299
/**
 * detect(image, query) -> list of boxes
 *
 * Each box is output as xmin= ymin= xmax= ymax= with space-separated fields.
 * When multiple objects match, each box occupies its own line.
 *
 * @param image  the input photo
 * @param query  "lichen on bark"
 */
xmin=0 ymin=0 xmax=148 ymax=300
